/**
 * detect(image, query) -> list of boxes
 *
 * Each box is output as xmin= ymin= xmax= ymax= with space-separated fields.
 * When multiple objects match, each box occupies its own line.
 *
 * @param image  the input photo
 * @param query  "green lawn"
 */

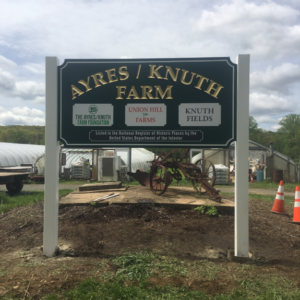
xmin=248 ymin=180 xmax=300 ymax=191
xmin=221 ymin=192 xmax=295 ymax=205
xmin=0 ymin=189 xmax=74 ymax=213
xmin=42 ymin=251 xmax=300 ymax=300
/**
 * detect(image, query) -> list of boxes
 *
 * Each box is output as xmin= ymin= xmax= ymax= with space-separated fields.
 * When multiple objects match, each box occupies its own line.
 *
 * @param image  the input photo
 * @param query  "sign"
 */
xmin=58 ymin=58 xmax=237 ymax=147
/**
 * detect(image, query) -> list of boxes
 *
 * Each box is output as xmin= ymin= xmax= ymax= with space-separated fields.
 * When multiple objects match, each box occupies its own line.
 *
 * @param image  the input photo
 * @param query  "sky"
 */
xmin=0 ymin=0 xmax=299 ymax=131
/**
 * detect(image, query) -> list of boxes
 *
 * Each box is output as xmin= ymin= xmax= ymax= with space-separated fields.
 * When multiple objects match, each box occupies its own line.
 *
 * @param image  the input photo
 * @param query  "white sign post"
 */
xmin=44 ymin=57 xmax=60 ymax=256
xmin=235 ymin=54 xmax=250 ymax=257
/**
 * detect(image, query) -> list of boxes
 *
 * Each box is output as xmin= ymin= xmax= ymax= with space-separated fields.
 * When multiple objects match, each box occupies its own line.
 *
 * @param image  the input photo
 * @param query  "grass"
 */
xmin=249 ymin=180 xmax=300 ymax=191
xmin=111 ymin=251 xmax=159 ymax=281
xmin=0 ymin=189 xmax=73 ymax=213
xmin=59 ymin=178 xmax=97 ymax=185
xmin=188 ymin=259 xmax=225 ymax=280
xmin=221 ymin=192 xmax=295 ymax=205
xmin=110 ymin=251 xmax=187 ymax=281
xmin=40 ymin=251 xmax=300 ymax=300
xmin=44 ymin=279 xmax=212 ymax=300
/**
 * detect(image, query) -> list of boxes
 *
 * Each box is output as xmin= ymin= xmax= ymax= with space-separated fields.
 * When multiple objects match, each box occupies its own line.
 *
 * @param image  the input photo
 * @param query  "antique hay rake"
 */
xmin=128 ymin=148 xmax=221 ymax=201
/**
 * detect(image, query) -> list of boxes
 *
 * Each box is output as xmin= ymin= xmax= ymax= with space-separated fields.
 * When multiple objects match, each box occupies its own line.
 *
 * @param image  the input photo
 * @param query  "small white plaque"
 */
xmin=125 ymin=104 xmax=166 ymax=126
xmin=73 ymin=104 xmax=113 ymax=126
xmin=178 ymin=103 xmax=221 ymax=126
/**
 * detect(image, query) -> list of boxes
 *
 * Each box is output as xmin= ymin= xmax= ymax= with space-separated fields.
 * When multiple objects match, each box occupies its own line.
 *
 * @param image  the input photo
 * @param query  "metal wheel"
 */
xmin=150 ymin=165 xmax=172 ymax=195
xmin=194 ymin=159 xmax=216 ymax=193
xmin=6 ymin=179 xmax=24 ymax=194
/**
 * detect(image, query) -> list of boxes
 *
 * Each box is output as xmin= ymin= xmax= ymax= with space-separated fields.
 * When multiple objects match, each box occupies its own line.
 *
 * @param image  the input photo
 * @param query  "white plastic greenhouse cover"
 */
xmin=128 ymin=148 xmax=155 ymax=172
xmin=0 ymin=142 xmax=45 ymax=167
xmin=62 ymin=149 xmax=92 ymax=169
xmin=33 ymin=149 xmax=91 ymax=175
xmin=191 ymin=150 xmax=217 ymax=163
xmin=60 ymin=148 xmax=155 ymax=172
xmin=35 ymin=147 xmax=155 ymax=174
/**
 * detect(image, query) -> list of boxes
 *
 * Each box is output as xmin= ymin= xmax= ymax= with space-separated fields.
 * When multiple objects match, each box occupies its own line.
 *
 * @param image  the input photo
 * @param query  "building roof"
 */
xmin=191 ymin=140 xmax=297 ymax=167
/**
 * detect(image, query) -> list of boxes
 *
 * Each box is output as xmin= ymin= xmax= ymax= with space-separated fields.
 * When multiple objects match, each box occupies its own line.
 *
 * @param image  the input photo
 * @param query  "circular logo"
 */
xmin=88 ymin=105 xmax=98 ymax=114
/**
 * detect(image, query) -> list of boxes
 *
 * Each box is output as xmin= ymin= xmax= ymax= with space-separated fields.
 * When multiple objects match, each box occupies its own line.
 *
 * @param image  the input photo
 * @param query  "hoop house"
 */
xmin=0 ymin=142 xmax=45 ymax=167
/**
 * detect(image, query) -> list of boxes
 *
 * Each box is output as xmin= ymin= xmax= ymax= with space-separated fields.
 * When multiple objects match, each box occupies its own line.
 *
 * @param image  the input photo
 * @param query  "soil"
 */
xmin=1 ymin=186 xmax=300 ymax=299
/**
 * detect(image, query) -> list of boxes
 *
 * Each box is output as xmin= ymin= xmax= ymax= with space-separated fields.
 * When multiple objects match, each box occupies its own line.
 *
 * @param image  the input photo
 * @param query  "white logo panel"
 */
xmin=73 ymin=104 xmax=113 ymax=126
xmin=125 ymin=104 xmax=166 ymax=126
xmin=179 ymin=103 xmax=221 ymax=126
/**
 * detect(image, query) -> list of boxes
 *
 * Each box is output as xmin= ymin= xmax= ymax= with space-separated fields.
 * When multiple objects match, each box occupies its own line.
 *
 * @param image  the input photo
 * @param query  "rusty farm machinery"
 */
xmin=127 ymin=148 xmax=221 ymax=201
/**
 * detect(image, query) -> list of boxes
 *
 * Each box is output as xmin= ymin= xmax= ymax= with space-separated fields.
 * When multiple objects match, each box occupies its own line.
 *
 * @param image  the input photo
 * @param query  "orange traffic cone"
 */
xmin=291 ymin=186 xmax=300 ymax=224
xmin=271 ymin=180 xmax=285 ymax=214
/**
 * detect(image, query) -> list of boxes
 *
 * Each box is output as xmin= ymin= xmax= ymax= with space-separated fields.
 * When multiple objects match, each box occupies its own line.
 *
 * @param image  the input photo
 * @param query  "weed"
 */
xmin=110 ymin=251 xmax=188 ymax=282
xmin=191 ymin=260 xmax=224 ymax=280
xmin=239 ymin=264 xmax=257 ymax=270
xmin=194 ymin=205 xmax=206 ymax=214
xmin=0 ymin=271 xmax=9 ymax=276
xmin=18 ymin=222 xmax=27 ymax=228
xmin=194 ymin=205 xmax=220 ymax=216
xmin=153 ymin=256 xmax=187 ymax=278
xmin=111 ymin=251 xmax=159 ymax=281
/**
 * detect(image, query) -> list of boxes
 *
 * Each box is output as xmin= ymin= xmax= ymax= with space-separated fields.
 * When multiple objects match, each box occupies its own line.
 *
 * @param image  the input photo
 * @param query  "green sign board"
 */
xmin=58 ymin=58 xmax=237 ymax=148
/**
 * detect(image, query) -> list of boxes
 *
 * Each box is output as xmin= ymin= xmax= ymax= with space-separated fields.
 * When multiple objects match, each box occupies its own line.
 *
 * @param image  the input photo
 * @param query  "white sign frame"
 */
xmin=44 ymin=55 xmax=249 ymax=257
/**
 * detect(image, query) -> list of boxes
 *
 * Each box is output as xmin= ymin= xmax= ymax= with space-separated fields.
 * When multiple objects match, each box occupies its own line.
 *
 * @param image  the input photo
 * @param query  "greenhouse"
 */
xmin=0 ymin=143 xmax=155 ymax=179
xmin=0 ymin=142 xmax=45 ymax=167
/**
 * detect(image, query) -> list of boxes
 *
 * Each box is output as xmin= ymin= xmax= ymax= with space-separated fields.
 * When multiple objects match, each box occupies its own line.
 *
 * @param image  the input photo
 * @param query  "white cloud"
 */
xmin=0 ymin=0 xmax=299 ymax=129
xmin=33 ymin=96 xmax=45 ymax=104
xmin=250 ymin=93 xmax=295 ymax=116
xmin=0 ymin=0 xmax=296 ymax=61
xmin=251 ymin=63 xmax=300 ymax=95
xmin=14 ymin=81 xmax=45 ymax=101
xmin=22 ymin=63 xmax=44 ymax=75
xmin=0 ymin=57 xmax=45 ymax=102
xmin=269 ymin=124 xmax=282 ymax=131
xmin=251 ymin=115 xmax=283 ymax=132
xmin=192 ymin=0 xmax=300 ymax=59
xmin=0 ymin=107 xmax=45 ymax=125
xmin=0 ymin=55 xmax=17 ymax=70
xmin=260 ymin=123 xmax=282 ymax=132
xmin=0 ymin=56 xmax=44 ymax=101
xmin=0 ymin=69 xmax=15 ymax=91
xmin=255 ymin=116 xmax=281 ymax=124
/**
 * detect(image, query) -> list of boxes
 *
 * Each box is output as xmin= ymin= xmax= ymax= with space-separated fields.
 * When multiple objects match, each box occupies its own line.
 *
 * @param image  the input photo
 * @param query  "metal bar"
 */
xmin=93 ymin=193 xmax=120 ymax=202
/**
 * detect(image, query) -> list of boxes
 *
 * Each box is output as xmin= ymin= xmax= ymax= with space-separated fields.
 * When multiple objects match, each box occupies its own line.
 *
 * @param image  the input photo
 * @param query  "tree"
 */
xmin=0 ymin=125 xmax=45 ymax=145
xmin=249 ymin=116 xmax=258 ymax=131
xmin=249 ymin=116 xmax=263 ymax=142
xmin=277 ymin=114 xmax=300 ymax=160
